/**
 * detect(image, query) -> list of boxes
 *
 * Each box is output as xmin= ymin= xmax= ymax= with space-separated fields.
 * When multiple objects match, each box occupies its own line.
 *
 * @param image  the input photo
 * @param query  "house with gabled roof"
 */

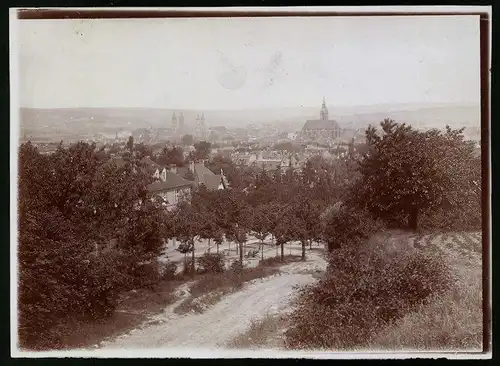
xmin=147 ymin=169 xmax=195 ymax=211
xmin=176 ymin=161 xmax=228 ymax=190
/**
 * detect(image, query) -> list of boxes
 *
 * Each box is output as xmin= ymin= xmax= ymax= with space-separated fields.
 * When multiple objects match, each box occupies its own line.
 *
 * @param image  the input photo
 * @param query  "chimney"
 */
xmin=168 ymin=164 xmax=177 ymax=174
xmin=189 ymin=160 xmax=195 ymax=173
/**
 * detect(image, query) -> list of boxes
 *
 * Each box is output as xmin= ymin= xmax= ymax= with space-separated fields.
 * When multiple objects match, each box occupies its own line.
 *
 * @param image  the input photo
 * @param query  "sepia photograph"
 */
xmin=10 ymin=6 xmax=491 ymax=359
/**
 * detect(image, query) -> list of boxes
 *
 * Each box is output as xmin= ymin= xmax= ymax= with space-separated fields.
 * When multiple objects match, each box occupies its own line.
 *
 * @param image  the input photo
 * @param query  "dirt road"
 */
xmin=98 ymin=246 xmax=327 ymax=350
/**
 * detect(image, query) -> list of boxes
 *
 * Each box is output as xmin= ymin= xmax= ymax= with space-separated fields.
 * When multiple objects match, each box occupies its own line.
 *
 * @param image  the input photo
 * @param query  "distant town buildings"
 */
xmin=195 ymin=114 xmax=208 ymax=140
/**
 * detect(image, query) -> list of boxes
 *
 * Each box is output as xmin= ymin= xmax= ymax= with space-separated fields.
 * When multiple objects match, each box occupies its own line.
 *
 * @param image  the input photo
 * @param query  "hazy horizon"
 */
xmin=16 ymin=15 xmax=480 ymax=110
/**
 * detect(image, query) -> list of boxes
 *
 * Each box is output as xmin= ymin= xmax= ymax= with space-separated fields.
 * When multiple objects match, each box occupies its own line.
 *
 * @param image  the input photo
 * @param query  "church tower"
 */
xmin=171 ymin=112 xmax=178 ymax=131
xmin=320 ymin=97 xmax=329 ymax=121
xmin=178 ymin=111 xmax=185 ymax=133
xmin=196 ymin=113 xmax=207 ymax=140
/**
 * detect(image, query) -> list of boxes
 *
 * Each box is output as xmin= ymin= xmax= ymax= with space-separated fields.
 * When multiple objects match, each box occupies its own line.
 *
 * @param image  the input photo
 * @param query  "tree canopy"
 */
xmin=348 ymin=119 xmax=481 ymax=230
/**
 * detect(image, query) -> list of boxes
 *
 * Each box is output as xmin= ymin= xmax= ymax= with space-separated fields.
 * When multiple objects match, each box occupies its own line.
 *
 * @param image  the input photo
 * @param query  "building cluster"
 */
xmin=170 ymin=112 xmax=208 ymax=141
xmin=106 ymin=154 xmax=229 ymax=211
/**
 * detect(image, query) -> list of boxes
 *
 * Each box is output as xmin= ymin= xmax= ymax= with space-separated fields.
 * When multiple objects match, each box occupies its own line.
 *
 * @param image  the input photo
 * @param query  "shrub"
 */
xmin=130 ymin=261 xmax=161 ymax=289
xmin=18 ymin=249 xmax=130 ymax=350
xmin=197 ymin=252 xmax=225 ymax=274
xmin=162 ymin=262 xmax=178 ymax=280
xmin=322 ymin=206 xmax=385 ymax=250
xmin=285 ymin=244 xmax=452 ymax=350
xmin=230 ymin=260 xmax=244 ymax=273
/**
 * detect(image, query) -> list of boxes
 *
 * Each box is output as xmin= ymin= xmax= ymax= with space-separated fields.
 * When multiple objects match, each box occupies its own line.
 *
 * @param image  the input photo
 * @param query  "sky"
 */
xmin=15 ymin=15 xmax=481 ymax=110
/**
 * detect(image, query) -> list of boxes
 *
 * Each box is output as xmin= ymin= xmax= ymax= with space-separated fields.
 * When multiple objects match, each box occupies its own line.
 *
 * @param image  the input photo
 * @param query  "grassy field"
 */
xmin=364 ymin=230 xmax=483 ymax=351
xmin=280 ymin=230 xmax=483 ymax=352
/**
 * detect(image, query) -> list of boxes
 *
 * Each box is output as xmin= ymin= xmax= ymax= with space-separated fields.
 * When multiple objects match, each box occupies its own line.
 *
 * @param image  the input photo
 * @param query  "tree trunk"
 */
xmin=208 ymin=238 xmax=211 ymax=253
xmin=301 ymin=240 xmax=306 ymax=261
xmin=191 ymin=240 xmax=196 ymax=278
xmin=309 ymin=239 xmax=312 ymax=250
xmin=216 ymin=242 xmax=220 ymax=254
xmin=280 ymin=243 xmax=284 ymax=262
xmin=261 ymin=240 xmax=264 ymax=261
xmin=409 ymin=206 xmax=419 ymax=231
xmin=239 ymin=241 xmax=244 ymax=264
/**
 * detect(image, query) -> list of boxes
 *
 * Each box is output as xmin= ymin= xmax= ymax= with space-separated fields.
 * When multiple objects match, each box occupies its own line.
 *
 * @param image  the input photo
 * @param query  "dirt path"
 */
xmin=98 ymin=246 xmax=326 ymax=350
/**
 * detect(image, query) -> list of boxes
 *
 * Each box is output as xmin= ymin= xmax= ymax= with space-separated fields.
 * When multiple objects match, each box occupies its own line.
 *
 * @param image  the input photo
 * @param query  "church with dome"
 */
xmin=299 ymin=98 xmax=341 ymax=143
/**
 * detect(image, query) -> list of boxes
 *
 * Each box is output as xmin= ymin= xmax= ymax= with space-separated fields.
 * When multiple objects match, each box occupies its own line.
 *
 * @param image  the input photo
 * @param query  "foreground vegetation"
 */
xmin=18 ymin=119 xmax=482 ymax=350
xmin=283 ymin=121 xmax=482 ymax=351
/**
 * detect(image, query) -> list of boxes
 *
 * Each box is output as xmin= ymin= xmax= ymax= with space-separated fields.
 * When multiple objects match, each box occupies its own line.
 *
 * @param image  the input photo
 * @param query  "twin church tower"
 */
xmin=171 ymin=111 xmax=207 ymax=140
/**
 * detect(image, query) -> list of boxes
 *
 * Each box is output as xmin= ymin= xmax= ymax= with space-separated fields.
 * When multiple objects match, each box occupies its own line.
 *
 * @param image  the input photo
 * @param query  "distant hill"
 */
xmin=18 ymin=103 xmax=481 ymax=143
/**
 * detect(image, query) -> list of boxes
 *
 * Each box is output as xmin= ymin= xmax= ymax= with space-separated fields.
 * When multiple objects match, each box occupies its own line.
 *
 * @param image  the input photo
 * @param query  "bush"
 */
xmin=285 ymin=244 xmax=452 ymax=350
xmin=197 ymin=252 xmax=225 ymax=274
xmin=18 ymin=249 xmax=130 ymax=350
xmin=258 ymin=255 xmax=301 ymax=267
xmin=130 ymin=261 xmax=161 ymax=289
xmin=162 ymin=262 xmax=178 ymax=280
xmin=322 ymin=206 xmax=385 ymax=250
xmin=230 ymin=260 xmax=244 ymax=273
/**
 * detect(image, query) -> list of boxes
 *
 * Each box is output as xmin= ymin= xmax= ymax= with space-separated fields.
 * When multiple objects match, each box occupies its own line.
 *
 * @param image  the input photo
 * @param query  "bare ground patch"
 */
xmin=173 ymin=266 xmax=280 ymax=315
xmin=226 ymin=313 xmax=287 ymax=349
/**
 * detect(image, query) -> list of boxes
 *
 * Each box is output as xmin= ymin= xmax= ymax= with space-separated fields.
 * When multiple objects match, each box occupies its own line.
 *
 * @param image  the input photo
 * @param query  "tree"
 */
xmin=134 ymin=143 xmax=153 ymax=160
xmin=269 ymin=204 xmax=295 ymax=262
xmin=290 ymin=193 xmax=324 ymax=261
xmin=249 ymin=203 xmax=277 ymax=260
xmin=222 ymin=190 xmax=251 ymax=265
xmin=157 ymin=146 xmax=185 ymax=167
xmin=349 ymin=119 xmax=480 ymax=231
xmin=193 ymin=141 xmax=212 ymax=161
xmin=171 ymin=197 xmax=211 ymax=277
xmin=181 ymin=134 xmax=194 ymax=146
xmin=17 ymin=141 xmax=167 ymax=348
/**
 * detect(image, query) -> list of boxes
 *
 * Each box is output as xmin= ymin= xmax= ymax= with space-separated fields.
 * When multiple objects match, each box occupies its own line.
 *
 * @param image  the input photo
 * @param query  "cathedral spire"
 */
xmin=320 ymin=97 xmax=329 ymax=121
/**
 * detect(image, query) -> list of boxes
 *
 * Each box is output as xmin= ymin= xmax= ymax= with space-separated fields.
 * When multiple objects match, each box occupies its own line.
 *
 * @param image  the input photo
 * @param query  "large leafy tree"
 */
xmin=156 ymin=146 xmax=185 ymax=167
xmin=349 ymin=119 xmax=480 ymax=230
xmin=193 ymin=141 xmax=212 ymax=161
xmin=181 ymin=134 xmax=194 ymax=146
xmin=289 ymin=193 xmax=324 ymax=260
xmin=170 ymin=198 xmax=208 ymax=276
xmin=17 ymin=141 xmax=167 ymax=349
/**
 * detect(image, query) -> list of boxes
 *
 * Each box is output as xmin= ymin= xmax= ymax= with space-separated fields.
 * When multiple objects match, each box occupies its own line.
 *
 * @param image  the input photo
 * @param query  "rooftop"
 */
xmin=147 ymin=171 xmax=194 ymax=192
xmin=303 ymin=120 xmax=340 ymax=131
